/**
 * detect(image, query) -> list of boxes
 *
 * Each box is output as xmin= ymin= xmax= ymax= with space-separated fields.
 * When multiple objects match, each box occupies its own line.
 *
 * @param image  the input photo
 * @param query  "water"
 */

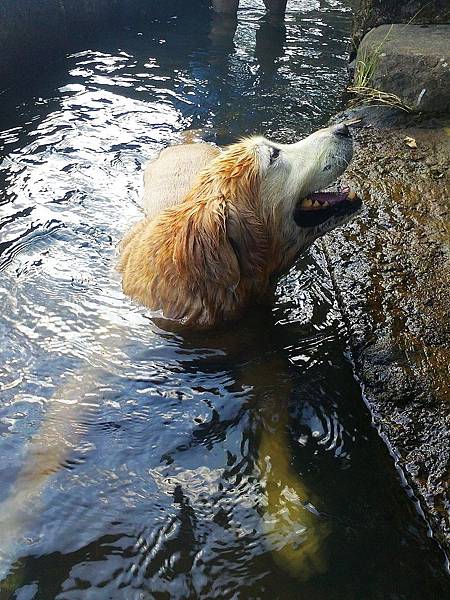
xmin=0 ymin=1 xmax=448 ymax=598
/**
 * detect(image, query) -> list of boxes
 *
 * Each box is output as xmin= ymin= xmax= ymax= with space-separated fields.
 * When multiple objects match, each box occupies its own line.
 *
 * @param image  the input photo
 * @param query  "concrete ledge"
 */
xmin=356 ymin=24 xmax=450 ymax=113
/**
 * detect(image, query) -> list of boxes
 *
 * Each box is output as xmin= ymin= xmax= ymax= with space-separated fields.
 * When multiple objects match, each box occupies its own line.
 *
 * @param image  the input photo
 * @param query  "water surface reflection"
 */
xmin=0 ymin=1 xmax=448 ymax=598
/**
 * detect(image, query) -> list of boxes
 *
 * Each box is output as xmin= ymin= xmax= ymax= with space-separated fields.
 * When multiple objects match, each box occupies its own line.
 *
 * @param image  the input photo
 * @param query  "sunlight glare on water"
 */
xmin=0 ymin=1 xmax=449 ymax=599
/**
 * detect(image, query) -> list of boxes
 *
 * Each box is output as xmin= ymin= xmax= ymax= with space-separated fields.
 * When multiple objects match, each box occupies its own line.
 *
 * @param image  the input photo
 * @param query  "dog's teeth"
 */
xmin=302 ymin=198 xmax=313 ymax=208
xmin=312 ymin=199 xmax=320 ymax=208
xmin=322 ymin=200 xmax=330 ymax=207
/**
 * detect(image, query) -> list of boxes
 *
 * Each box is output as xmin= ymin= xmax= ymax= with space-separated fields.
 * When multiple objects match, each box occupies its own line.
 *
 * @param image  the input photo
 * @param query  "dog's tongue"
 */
xmin=309 ymin=191 xmax=349 ymax=205
xmin=298 ymin=188 xmax=357 ymax=210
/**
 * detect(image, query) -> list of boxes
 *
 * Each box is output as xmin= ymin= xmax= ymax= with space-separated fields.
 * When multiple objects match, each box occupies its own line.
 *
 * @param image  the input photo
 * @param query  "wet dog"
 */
xmin=118 ymin=124 xmax=360 ymax=327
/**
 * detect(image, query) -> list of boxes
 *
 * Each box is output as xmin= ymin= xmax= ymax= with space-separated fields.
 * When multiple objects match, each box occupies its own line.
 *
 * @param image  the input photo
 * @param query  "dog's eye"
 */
xmin=269 ymin=147 xmax=280 ymax=165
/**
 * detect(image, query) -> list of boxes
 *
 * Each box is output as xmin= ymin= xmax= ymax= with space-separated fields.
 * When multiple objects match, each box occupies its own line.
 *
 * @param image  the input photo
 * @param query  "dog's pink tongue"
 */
xmin=309 ymin=191 xmax=349 ymax=206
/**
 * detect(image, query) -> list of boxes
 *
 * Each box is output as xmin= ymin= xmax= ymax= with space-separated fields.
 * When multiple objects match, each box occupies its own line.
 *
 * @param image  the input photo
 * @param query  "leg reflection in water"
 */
xmin=263 ymin=0 xmax=288 ymax=14
xmin=212 ymin=0 xmax=288 ymax=16
xmin=255 ymin=13 xmax=287 ymax=78
xmin=211 ymin=0 xmax=240 ymax=14
xmin=165 ymin=311 xmax=330 ymax=582
xmin=208 ymin=10 xmax=238 ymax=54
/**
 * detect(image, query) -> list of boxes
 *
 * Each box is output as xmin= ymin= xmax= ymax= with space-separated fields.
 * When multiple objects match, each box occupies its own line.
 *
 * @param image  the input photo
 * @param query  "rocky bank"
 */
xmin=356 ymin=24 xmax=450 ymax=113
xmin=328 ymin=0 xmax=450 ymax=559
xmin=352 ymin=0 xmax=450 ymax=47
xmin=324 ymin=108 xmax=450 ymax=553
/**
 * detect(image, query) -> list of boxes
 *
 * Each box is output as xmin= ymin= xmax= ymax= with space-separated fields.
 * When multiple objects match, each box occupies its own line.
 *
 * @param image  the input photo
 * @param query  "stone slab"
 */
xmin=352 ymin=0 xmax=450 ymax=47
xmin=357 ymin=24 xmax=450 ymax=114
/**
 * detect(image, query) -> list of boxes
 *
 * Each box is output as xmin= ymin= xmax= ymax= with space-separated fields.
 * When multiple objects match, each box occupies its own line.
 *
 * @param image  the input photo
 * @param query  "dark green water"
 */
xmin=0 ymin=1 xmax=448 ymax=598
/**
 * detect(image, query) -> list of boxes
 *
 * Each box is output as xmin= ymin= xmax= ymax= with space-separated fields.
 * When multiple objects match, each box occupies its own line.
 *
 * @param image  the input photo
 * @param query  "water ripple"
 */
xmin=0 ymin=2 xmax=448 ymax=599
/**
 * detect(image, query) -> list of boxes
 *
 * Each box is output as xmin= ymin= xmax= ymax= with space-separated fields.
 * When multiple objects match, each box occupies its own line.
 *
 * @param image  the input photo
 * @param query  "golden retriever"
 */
xmin=118 ymin=123 xmax=360 ymax=327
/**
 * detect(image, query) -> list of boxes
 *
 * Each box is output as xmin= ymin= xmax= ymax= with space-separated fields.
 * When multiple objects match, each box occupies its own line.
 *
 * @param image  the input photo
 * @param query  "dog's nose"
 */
xmin=333 ymin=123 xmax=351 ymax=138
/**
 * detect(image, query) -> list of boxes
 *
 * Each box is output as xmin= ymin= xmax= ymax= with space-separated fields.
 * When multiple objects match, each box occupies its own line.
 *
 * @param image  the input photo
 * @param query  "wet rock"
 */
xmin=331 ymin=104 xmax=420 ymax=129
xmin=323 ymin=113 xmax=450 ymax=552
xmin=356 ymin=24 xmax=450 ymax=114
xmin=352 ymin=0 xmax=450 ymax=47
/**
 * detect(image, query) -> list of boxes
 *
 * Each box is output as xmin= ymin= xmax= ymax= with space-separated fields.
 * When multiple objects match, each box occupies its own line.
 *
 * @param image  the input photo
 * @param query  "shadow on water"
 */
xmin=0 ymin=1 xmax=449 ymax=598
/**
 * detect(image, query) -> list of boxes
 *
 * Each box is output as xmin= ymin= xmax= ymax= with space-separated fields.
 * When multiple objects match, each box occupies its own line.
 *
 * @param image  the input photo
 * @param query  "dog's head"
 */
xmin=119 ymin=124 xmax=361 ymax=326
xmin=201 ymin=123 xmax=360 ymax=275
xmin=238 ymin=123 xmax=359 ymax=250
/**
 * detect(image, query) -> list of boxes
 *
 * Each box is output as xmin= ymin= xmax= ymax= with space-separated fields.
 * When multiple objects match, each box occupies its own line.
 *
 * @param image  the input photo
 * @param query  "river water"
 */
xmin=0 ymin=1 xmax=448 ymax=599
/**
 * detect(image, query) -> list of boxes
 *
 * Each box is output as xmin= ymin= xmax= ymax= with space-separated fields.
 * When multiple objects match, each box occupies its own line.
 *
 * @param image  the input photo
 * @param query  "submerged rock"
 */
xmin=324 ymin=107 xmax=450 ymax=553
xmin=355 ymin=24 xmax=450 ymax=113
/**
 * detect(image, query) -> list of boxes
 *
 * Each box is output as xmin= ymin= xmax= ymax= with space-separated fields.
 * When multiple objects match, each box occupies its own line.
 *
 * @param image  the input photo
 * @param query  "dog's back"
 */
xmin=142 ymin=143 xmax=220 ymax=219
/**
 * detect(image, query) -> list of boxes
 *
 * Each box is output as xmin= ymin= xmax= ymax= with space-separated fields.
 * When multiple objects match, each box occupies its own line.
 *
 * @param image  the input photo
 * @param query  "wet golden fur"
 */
xmin=119 ymin=140 xmax=279 ymax=326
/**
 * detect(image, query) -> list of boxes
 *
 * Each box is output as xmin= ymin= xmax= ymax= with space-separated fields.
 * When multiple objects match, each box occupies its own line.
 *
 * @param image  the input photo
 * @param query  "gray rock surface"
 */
xmin=356 ymin=24 xmax=450 ymax=113
xmin=323 ymin=108 xmax=450 ymax=553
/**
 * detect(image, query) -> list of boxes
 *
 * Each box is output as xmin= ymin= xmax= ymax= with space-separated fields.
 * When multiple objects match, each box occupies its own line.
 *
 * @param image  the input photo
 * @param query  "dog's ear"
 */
xmin=172 ymin=196 xmax=269 ymax=292
xmin=226 ymin=203 xmax=268 ymax=279
xmin=119 ymin=140 xmax=271 ymax=325
xmin=172 ymin=197 xmax=242 ymax=293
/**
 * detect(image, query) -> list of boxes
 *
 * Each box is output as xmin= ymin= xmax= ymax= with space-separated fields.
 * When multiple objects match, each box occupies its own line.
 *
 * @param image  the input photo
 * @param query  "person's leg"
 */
xmin=212 ymin=0 xmax=239 ymax=14
xmin=263 ymin=0 xmax=288 ymax=15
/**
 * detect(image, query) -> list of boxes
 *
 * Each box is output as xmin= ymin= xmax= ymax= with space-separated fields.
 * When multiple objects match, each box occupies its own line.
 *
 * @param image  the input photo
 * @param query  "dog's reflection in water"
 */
xmin=210 ymin=321 xmax=328 ymax=579
xmin=0 ymin=370 xmax=99 ymax=582
xmin=253 ymin=356 xmax=328 ymax=578
xmin=155 ymin=311 xmax=330 ymax=579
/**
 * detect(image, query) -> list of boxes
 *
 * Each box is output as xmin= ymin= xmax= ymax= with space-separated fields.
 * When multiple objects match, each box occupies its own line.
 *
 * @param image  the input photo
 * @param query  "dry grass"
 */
xmin=348 ymin=24 xmax=412 ymax=111
xmin=347 ymin=85 xmax=412 ymax=112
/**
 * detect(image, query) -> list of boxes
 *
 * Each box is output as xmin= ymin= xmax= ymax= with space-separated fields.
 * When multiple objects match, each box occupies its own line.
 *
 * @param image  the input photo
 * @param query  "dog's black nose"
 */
xmin=333 ymin=123 xmax=351 ymax=138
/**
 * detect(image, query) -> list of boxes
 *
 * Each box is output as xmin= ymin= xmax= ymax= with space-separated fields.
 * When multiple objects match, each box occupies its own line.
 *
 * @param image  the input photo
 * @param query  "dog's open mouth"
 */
xmin=298 ymin=186 xmax=358 ymax=211
xmin=294 ymin=186 xmax=362 ymax=228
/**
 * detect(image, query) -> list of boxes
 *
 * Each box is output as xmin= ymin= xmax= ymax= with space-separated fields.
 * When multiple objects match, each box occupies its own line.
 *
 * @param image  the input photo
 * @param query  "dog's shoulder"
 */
xmin=142 ymin=143 xmax=220 ymax=220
